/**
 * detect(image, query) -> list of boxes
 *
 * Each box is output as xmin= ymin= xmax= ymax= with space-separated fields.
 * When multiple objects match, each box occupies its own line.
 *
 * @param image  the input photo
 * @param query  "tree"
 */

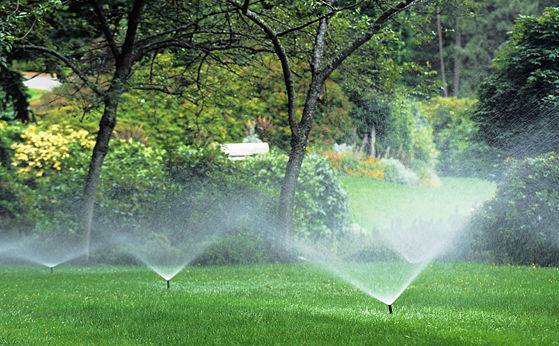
xmin=12 ymin=0 xmax=240 ymax=258
xmin=0 ymin=1 xmax=62 ymax=122
xmin=474 ymin=7 xmax=559 ymax=158
xmin=416 ymin=0 xmax=549 ymax=97
xmin=231 ymin=0 xmax=426 ymax=243
xmin=436 ymin=6 xmax=449 ymax=97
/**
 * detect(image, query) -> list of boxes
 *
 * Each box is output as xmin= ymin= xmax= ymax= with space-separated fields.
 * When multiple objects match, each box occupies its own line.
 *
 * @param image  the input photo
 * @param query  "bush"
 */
xmin=381 ymin=158 xmax=419 ymax=185
xmin=193 ymin=231 xmax=290 ymax=265
xmin=471 ymin=152 xmax=559 ymax=266
xmin=240 ymin=151 xmax=349 ymax=239
xmin=0 ymin=122 xmax=175 ymax=234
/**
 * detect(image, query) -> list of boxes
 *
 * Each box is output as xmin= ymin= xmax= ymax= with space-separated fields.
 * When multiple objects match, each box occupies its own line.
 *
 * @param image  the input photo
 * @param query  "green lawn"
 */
xmin=27 ymin=88 xmax=47 ymax=101
xmin=341 ymin=176 xmax=497 ymax=229
xmin=2 ymin=178 xmax=555 ymax=345
xmin=0 ymin=263 xmax=557 ymax=345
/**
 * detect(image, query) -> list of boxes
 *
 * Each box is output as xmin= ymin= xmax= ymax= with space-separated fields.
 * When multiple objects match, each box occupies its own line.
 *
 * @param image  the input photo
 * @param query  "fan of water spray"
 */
xmin=106 ymin=181 xmax=276 ymax=289
xmin=0 ymin=237 xmax=18 ymax=257
xmin=6 ymin=234 xmax=90 ymax=271
xmin=295 ymin=213 xmax=473 ymax=313
xmin=115 ymin=232 xmax=219 ymax=288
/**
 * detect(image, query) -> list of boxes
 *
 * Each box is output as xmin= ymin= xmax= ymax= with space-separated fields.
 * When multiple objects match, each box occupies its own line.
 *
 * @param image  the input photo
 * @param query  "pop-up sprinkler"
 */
xmin=388 ymin=304 xmax=393 ymax=314
xmin=49 ymin=266 xmax=54 ymax=274
xmin=166 ymin=280 xmax=170 ymax=289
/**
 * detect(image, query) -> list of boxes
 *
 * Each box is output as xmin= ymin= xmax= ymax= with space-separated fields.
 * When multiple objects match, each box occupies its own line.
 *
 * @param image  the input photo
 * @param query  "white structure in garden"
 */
xmin=220 ymin=143 xmax=269 ymax=160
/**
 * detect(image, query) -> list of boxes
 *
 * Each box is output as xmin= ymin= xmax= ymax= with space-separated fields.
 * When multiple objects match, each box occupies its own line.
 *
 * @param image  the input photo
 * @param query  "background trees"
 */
xmin=474 ymin=7 xmax=559 ymax=158
xmin=0 ymin=0 xmax=558 ymax=264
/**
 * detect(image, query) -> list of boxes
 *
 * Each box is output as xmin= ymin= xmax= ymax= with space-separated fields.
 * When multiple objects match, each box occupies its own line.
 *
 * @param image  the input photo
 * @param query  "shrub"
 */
xmin=240 ymin=151 xmax=349 ymax=239
xmin=471 ymin=152 xmax=559 ymax=266
xmin=0 ymin=121 xmax=175 ymax=234
xmin=193 ymin=231 xmax=289 ymax=265
xmin=10 ymin=124 xmax=94 ymax=177
xmin=381 ymin=158 xmax=419 ymax=185
xmin=381 ymin=97 xmax=439 ymax=170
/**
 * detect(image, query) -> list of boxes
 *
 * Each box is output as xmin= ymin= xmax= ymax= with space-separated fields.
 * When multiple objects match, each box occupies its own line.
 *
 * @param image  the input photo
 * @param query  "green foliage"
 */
xmin=0 ymin=121 xmax=173 ymax=233
xmin=421 ymin=97 xmax=495 ymax=176
xmin=383 ymin=96 xmax=439 ymax=170
xmin=193 ymin=232 xmax=288 ymax=265
xmin=471 ymin=152 xmax=559 ymax=266
xmin=240 ymin=151 xmax=349 ymax=239
xmin=474 ymin=8 xmax=559 ymax=157
xmin=34 ymin=56 xmax=353 ymax=150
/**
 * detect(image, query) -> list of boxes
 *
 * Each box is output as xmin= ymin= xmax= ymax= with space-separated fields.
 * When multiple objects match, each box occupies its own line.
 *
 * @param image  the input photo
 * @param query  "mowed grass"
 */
xmin=341 ymin=176 xmax=497 ymax=228
xmin=27 ymin=88 xmax=47 ymax=101
xmin=0 ymin=263 xmax=557 ymax=345
xmin=2 ymin=178 xmax=555 ymax=344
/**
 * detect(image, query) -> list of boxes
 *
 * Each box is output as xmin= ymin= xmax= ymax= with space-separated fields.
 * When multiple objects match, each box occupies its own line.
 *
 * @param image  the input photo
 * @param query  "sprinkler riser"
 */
xmin=166 ymin=280 xmax=170 ymax=289
xmin=388 ymin=304 xmax=393 ymax=314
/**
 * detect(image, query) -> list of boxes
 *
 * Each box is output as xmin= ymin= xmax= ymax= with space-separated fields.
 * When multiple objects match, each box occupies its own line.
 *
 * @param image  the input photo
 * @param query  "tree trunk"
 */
xmin=453 ymin=18 xmax=462 ymax=96
xmin=436 ymin=7 xmax=448 ymax=97
xmin=278 ymin=79 xmax=323 ymax=245
xmin=359 ymin=133 xmax=369 ymax=155
xmin=81 ymin=0 xmax=145 ymax=260
xmin=82 ymin=84 xmax=122 ymax=260
xmin=368 ymin=125 xmax=376 ymax=158
xmin=278 ymin=139 xmax=305 ymax=245
xmin=0 ymin=66 xmax=30 ymax=123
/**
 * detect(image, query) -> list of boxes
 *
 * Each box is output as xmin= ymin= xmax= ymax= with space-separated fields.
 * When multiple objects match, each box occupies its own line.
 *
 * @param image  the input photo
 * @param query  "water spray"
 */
xmin=388 ymin=304 xmax=393 ymax=314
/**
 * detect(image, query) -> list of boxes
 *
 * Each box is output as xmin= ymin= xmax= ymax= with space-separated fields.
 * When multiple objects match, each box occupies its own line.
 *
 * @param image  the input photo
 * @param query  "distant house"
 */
xmin=220 ymin=143 xmax=269 ymax=160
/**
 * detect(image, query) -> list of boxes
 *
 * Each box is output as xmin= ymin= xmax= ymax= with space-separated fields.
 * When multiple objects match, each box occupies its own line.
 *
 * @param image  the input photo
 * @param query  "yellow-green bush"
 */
xmin=10 ymin=124 xmax=94 ymax=177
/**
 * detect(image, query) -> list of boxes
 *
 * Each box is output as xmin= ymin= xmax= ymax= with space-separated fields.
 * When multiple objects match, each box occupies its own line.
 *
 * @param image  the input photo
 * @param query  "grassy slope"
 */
xmin=27 ymin=88 xmax=47 ymax=102
xmin=341 ymin=176 xmax=497 ymax=229
xmin=0 ymin=264 xmax=557 ymax=345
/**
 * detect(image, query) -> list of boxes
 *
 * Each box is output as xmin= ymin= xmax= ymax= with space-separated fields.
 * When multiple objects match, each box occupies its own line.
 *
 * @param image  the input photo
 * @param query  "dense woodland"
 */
xmin=0 ymin=1 xmax=558 ymax=265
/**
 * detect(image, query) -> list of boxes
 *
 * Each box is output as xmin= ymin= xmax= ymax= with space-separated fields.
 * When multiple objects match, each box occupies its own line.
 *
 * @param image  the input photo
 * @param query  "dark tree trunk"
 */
xmin=278 ymin=139 xmax=305 ymax=242
xmin=278 ymin=78 xmax=323 ymax=242
xmin=436 ymin=7 xmax=448 ymax=97
xmin=81 ymin=83 xmax=123 ymax=258
xmin=0 ymin=66 xmax=30 ymax=123
xmin=453 ymin=19 xmax=462 ymax=96
xmin=240 ymin=0 xmax=419 ymax=247
xmin=82 ymin=0 xmax=145 ymax=259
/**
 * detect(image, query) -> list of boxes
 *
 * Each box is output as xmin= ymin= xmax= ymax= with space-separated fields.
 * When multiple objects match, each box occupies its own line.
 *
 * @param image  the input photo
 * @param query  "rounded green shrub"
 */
xmin=471 ymin=152 xmax=559 ymax=266
xmin=240 ymin=151 xmax=349 ymax=239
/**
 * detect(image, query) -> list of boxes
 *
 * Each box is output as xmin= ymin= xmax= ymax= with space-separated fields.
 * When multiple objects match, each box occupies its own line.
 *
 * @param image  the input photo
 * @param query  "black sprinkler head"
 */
xmin=166 ymin=280 xmax=170 ymax=289
xmin=388 ymin=304 xmax=393 ymax=314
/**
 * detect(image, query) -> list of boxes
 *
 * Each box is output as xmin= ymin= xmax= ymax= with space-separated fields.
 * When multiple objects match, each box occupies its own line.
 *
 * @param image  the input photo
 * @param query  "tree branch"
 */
xmin=230 ymin=0 xmax=299 ymax=136
xmin=91 ymin=0 xmax=120 ymax=58
xmin=320 ymin=0 xmax=419 ymax=79
xmin=13 ymin=44 xmax=102 ymax=96
xmin=310 ymin=3 xmax=332 ymax=75
xmin=116 ymin=0 xmax=145 ymax=76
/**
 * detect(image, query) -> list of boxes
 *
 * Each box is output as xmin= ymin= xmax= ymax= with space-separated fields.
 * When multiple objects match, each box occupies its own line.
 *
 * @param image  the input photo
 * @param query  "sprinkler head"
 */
xmin=50 ymin=267 xmax=54 ymax=274
xmin=388 ymin=304 xmax=393 ymax=314
xmin=166 ymin=280 xmax=170 ymax=289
